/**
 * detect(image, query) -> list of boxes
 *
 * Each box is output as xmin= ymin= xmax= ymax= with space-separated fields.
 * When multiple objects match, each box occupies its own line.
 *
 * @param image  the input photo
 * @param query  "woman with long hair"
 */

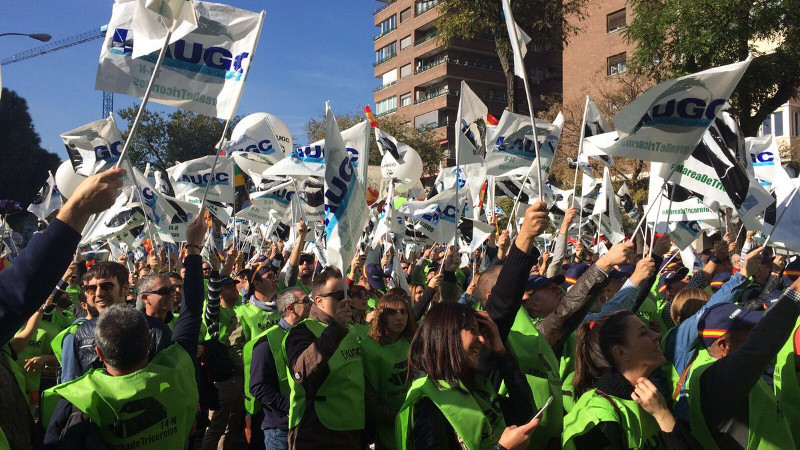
xmin=396 ymin=302 xmax=539 ymax=450
xmin=562 ymin=310 xmax=699 ymax=449
xmin=361 ymin=289 xmax=417 ymax=449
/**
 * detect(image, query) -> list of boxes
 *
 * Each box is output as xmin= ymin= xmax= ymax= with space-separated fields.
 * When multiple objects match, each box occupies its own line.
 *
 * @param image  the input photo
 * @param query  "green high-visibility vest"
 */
xmin=562 ymin=388 xmax=662 ymax=449
xmin=1 ymin=344 xmax=25 ymax=400
xmin=396 ymin=375 xmax=506 ymax=450
xmin=15 ymin=327 xmax=51 ymax=393
xmin=502 ymin=308 xmax=563 ymax=449
xmin=235 ymin=303 xmax=281 ymax=343
xmin=203 ymin=305 xmax=239 ymax=343
xmin=242 ymin=324 xmax=289 ymax=415
xmin=774 ymin=318 xmax=800 ymax=444
xmin=687 ymin=348 xmax=795 ymax=449
xmin=51 ymin=319 xmax=86 ymax=364
xmin=350 ymin=322 xmax=371 ymax=343
xmin=361 ymin=336 xmax=410 ymax=450
xmin=277 ymin=279 xmax=311 ymax=295
xmin=42 ymin=344 xmax=197 ymax=449
xmin=561 ymin=372 xmax=575 ymax=414
xmin=283 ymin=319 xmax=364 ymax=431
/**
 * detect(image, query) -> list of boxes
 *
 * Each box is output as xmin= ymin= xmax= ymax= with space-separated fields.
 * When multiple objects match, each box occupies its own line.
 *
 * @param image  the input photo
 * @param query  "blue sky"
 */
xmin=0 ymin=1 xmax=378 ymax=161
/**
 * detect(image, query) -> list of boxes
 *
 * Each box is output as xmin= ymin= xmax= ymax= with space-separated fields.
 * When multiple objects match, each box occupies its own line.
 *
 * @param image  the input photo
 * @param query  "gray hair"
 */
xmin=136 ymin=273 xmax=173 ymax=296
xmin=96 ymin=304 xmax=150 ymax=371
xmin=277 ymin=286 xmax=305 ymax=315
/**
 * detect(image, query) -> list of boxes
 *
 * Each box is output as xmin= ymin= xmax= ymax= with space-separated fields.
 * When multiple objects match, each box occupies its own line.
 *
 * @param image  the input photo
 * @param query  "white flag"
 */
xmin=98 ymin=0 xmax=264 ymax=120
xmin=746 ymin=135 xmax=782 ymax=189
xmin=486 ymin=109 xmax=559 ymax=177
xmin=455 ymin=81 xmax=489 ymax=165
xmin=763 ymin=166 xmax=800 ymax=252
xmin=398 ymin=189 xmax=467 ymax=244
xmin=583 ymin=57 xmax=752 ymax=163
xmin=27 ymin=172 xmax=62 ymax=222
xmin=130 ymin=0 xmax=198 ymax=59
xmin=669 ymin=221 xmax=701 ymax=250
xmin=167 ymin=155 xmax=235 ymax=204
xmin=228 ymin=112 xmax=287 ymax=179
xmin=501 ymin=0 xmax=532 ymax=79
xmin=62 ymin=115 xmax=125 ymax=176
xmin=646 ymin=163 xmax=719 ymax=222
xmin=594 ymin=167 xmax=625 ymax=243
xmin=583 ymin=96 xmax=614 ymax=167
xmin=323 ymin=104 xmax=369 ymax=273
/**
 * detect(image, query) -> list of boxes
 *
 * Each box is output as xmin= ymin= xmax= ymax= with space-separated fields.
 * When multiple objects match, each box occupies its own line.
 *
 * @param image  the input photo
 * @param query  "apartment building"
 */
xmin=372 ymin=0 xmax=562 ymax=165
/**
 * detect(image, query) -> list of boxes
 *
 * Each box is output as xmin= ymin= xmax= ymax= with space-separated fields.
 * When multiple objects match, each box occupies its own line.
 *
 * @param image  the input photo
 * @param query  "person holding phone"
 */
xmin=562 ymin=310 xmax=700 ymax=449
xmin=395 ymin=302 xmax=539 ymax=450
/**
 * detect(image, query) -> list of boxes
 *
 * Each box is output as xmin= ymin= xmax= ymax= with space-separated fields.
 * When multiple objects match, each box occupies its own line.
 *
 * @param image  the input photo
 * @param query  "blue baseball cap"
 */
xmin=526 ymin=274 xmax=566 ymax=291
xmin=657 ymin=267 xmax=689 ymax=295
xmin=364 ymin=263 xmax=386 ymax=291
xmin=709 ymin=272 xmax=731 ymax=292
xmin=563 ymin=263 xmax=589 ymax=288
xmin=764 ymin=290 xmax=783 ymax=309
xmin=698 ymin=303 xmax=764 ymax=348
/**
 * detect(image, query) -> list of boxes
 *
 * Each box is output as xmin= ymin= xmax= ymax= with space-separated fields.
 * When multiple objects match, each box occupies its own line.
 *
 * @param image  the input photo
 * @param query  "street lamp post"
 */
xmin=0 ymin=33 xmax=51 ymax=42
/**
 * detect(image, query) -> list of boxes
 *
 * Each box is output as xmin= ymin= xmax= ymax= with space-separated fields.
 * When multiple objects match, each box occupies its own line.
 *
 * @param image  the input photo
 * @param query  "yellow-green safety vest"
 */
xmin=361 ymin=336 xmax=410 ymax=450
xmin=242 ymin=324 xmax=289 ymax=414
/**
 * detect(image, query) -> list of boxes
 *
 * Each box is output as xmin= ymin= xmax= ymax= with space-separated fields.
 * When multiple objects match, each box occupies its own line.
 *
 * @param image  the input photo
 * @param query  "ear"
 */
xmin=717 ymin=336 xmax=731 ymax=357
xmin=95 ymin=345 xmax=106 ymax=363
xmin=611 ymin=343 xmax=628 ymax=363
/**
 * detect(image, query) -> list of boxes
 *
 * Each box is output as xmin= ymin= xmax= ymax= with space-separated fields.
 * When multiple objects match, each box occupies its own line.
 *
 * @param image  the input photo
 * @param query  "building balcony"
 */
xmin=374 ymin=80 xmax=397 ymax=92
xmin=374 ymin=1 xmax=395 ymax=16
xmin=375 ymin=107 xmax=397 ymax=118
xmin=416 ymin=119 xmax=449 ymax=131
xmin=374 ymin=27 xmax=396 ymax=41
xmin=373 ymin=53 xmax=397 ymax=67
xmin=414 ymin=88 xmax=452 ymax=105
xmin=415 ymin=31 xmax=439 ymax=46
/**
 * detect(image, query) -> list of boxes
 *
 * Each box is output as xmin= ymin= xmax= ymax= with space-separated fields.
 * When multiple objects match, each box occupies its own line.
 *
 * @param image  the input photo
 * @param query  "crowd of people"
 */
xmin=1 ymin=168 xmax=799 ymax=450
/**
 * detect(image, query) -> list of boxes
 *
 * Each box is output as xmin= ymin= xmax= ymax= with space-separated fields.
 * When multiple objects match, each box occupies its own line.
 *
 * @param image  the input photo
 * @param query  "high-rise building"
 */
xmin=372 ymin=0 xmax=562 ymax=165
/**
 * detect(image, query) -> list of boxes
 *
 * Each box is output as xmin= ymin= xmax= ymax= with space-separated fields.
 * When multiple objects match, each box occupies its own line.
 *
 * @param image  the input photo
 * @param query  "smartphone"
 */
xmin=529 ymin=396 xmax=553 ymax=422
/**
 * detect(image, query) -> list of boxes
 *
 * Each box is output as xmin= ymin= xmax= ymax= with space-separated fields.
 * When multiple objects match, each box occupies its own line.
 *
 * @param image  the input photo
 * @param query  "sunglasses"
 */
xmin=299 ymin=258 xmax=315 ymax=266
xmin=83 ymin=282 xmax=116 ymax=294
xmin=142 ymin=286 xmax=178 ymax=296
xmin=293 ymin=296 xmax=312 ymax=305
xmin=318 ymin=291 xmax=345 ymax=301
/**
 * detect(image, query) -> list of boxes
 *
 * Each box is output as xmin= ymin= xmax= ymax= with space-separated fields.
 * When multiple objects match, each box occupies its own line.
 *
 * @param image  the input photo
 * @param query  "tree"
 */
xmin=0 ymin=88 xmax=61 ymax=214
xmin=117 ymin=105 xmax=236 ymax=172
xmin=624 ymin=0 xmax=800 ymax=136
xmin=436 ymin=0 xmax=588 ymax=112
xmin=303 ymin=111 xmax=443 ymax=175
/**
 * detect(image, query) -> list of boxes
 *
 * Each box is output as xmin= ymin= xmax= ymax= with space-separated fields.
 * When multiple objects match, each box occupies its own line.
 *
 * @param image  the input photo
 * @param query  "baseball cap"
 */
xmin=657 ymin=267 xmax=689 ymax=294
xmin=609 ymin=264 xmax=635 ymax=280
xmin=364 ymin=263 xmax=386 ymax=291
xmin=709 ymin=272 xmax=731 ymax=292
xmin=782 ymin=258 xmax=800 ymax=287
xmin=220 ymin=276 xmax=237 ymax=287
xmin=526 ymin=274 xmax=566 ymax=292
xmin=563 ymin=263 xmax=589 ymax=289
xmin=697 ymin=303 xmax=764 ymax=348
xmin=763 ymin=290 xmax=783 ymax=309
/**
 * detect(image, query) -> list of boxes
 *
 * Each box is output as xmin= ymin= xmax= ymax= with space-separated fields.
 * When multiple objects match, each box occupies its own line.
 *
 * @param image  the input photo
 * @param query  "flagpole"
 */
xmin=629 ymin=167 xmax=677 ymax=241
xmin=648 ymin=187 xmax=666 ymax=258
xmin=115 ymin=30 xmax=173 ymax=168
xmin=763 ymin=185 xmax=800 ymax=248
xmin=572 ymin=96 xmax=590 ymax=202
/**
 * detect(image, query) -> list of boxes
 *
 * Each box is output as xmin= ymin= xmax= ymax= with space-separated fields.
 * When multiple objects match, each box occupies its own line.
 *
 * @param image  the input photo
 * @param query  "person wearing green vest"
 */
xmin=686 ymin=285 xmax=800 ymax=449
xmin=240 ymin=264 xmax=282 ymax=342
xmin=361 ymin=289 xmax=417 ymax=450
xmin=43 ymin=213 xmax=206 ymax=448
xmin=282 ymin=266 xmax=364 ymax=449
xmin=773 ymin=261 xmax=800 ymax=444
xmin=248 ymin=287 xmax=311 ymax=450
xmin=563 ymin=310 xmax=699 ymax=449
xmin=279 ymin=221 xmax=314 ymax=295
xmin=396 ymin=302 xmax=539 ymax=450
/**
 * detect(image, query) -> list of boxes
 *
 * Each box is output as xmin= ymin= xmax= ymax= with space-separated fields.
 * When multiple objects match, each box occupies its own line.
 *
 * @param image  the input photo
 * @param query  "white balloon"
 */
xmin=380 ymin=145 xmax=423 ymax=193
xmin=54 ymin=160 xmax=87 ymax=200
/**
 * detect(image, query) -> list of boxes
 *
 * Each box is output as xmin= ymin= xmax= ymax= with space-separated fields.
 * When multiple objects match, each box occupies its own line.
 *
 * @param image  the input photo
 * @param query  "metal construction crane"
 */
xmin=0 ymin=25 xmax=113 ymax=117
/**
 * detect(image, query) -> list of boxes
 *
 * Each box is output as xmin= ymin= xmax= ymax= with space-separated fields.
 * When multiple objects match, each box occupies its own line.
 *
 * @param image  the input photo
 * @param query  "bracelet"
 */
xmin=185 ymin=244 xmax=203 ymax=251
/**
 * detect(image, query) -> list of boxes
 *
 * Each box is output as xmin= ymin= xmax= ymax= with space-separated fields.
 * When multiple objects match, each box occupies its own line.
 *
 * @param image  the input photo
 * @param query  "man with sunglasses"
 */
xmin=239 ymin=264 xmax=282 ymax=343
xmin=280 ymin=221 xmax=314 ymax=295
xmin=139 ymin=274 xmax=177 ymax=322
xmin=283 ymin=267 xmax=364 ymax=449
xmin=246 ymin=287 xmax=312 ymax=450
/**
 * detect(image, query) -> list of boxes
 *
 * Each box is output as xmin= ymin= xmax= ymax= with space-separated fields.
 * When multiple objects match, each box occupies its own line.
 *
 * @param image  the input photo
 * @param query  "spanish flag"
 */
xmin=364 ymin=106 xmax=379 ymax=129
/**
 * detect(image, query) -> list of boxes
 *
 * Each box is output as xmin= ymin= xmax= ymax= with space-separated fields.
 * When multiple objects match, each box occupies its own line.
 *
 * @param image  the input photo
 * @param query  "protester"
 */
xmin=42 ymin=206 xmax=206 ymax=449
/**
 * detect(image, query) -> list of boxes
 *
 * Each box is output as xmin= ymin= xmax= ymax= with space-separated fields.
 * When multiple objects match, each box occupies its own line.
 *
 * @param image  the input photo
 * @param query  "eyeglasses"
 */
xmin=263 ymin=272 xmax=278 ymax=280
xmin=83 ymin=282 xmax=116 ymax=294
xmin=202 ymin=267 xmax=212 ymax=272
xmin=318 ymin=291 xmax=345 ymax=301
xmin=299 ymin=258 xmax=314 ymax=266
xmin=142 ymin=286 xmax=178 ymax=296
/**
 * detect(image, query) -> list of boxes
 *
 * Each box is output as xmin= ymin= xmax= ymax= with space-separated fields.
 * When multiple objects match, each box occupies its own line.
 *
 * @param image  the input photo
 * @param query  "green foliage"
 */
xmin=0 ymin=88 xmax=61 ymax=213
xmin=304 ymin=111 xmax=443 ymax=175
xmin=117 ymin=105 xmax=238 ymax=172
xmin=624 ymin=0 xmax=800 ymax=136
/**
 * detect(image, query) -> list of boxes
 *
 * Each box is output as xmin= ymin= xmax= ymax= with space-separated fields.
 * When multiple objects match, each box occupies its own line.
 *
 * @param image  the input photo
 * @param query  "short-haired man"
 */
xmin=239 ymin=264 xmax=281 ymax=342
xmin=66 ymin=262 xmax=172 ymax=382
xmin=43 ymin=210 xmax=206 ymax=448
xmin=138 ymin=273 xmax=176 ymax=322
xmin=246 ymin=287 xmax=311 ymax=450
xmin=283 ymin=267 xmax=364 ymax=449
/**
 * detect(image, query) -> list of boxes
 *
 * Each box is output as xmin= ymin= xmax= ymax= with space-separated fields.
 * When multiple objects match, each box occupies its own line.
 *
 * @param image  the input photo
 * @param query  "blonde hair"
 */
xmin=669 ymin=288 xmax=711 ymax=324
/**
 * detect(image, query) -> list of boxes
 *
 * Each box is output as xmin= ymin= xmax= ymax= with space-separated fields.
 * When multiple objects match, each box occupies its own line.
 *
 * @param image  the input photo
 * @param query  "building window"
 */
xmin=414 ymin=110 xmax=439 ymax=129
xmin=774 ymin=111 xmax=784 ymax=136
xmin=400 ymin=7 xmax=412 ymax=22
xmin=607 ymin=9 xmax=626 ymax=33
xmin=400 ymin=35 xmax=412 ymax=50
xmin=416 ymin=0 xmax=438 ymax=15
xmin=377 ymin=15 xmax=396 ymax=36
xmin=762 ymin=117 xmax=771 ymax=135
xmin=400 ymin=63 xmax=412 ymax=78
xmin=400 ymin=93 xmax=412 ymax=107
xmin=794 ymin=111 xmax=800 ymax=136
xmin=375 ymin=42 xmax=397 ymax=65
xmin=607 ymin=52 xmax=626 ymax=76
xmin=376 ymin=96 xmax=397 ymax=116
